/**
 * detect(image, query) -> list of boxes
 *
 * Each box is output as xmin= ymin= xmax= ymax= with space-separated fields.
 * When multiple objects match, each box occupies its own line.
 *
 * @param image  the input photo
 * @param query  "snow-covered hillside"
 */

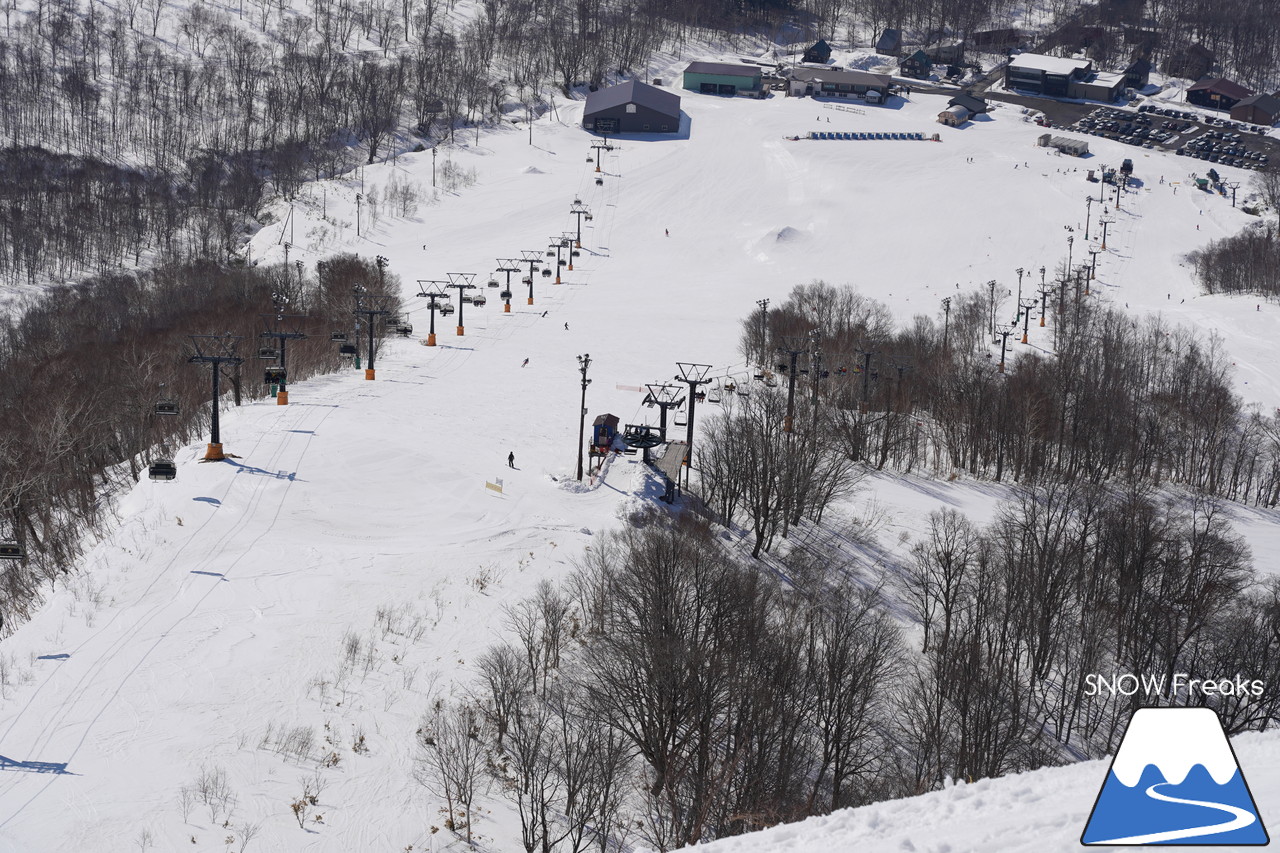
xmin=1 ymin=60 xmax=1278 ymax=853
xmin=685 ymin=728 xmax=1280 ymax=853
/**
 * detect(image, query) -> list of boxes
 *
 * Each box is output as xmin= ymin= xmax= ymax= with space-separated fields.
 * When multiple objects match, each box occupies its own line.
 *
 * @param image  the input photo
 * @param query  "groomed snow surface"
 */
xmin=2 ymin=66 xmax=1280 ymax=852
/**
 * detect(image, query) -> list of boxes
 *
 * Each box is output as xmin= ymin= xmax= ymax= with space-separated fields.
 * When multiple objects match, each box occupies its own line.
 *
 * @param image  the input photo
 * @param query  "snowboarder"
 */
xmin=665 ymin=228 xmax=669 ymax=236
xmin=522 ymin=358 xmax=529 ymax=367
xmin=508 ymin=452 xmax=515 ymax=468
xmin=564 ymin=322 xmax=569 ymax=330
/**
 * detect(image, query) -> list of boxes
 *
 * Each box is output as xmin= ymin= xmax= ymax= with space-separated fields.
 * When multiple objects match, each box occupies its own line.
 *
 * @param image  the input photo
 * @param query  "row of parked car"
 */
xmin=1176 ymin=137 xmax=1269 ymax=169
xmin=1070 ymin=108 xmax=1185 ymax=148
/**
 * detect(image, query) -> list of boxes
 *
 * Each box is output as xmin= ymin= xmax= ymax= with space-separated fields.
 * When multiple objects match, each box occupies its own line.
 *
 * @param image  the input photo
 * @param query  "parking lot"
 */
xmin=1057 ymin=104 xmax=1275 ymax=170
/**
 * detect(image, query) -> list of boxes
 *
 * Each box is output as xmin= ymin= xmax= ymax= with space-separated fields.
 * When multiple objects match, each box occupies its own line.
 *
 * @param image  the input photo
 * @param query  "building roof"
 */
xmin=807 ymin=39 xmax=831 ymax=54
xmin=584 ymin=80 xmax=681 ymax=119
xmin=1234 ymin=93 xmax=1280 ymax=116
xmin=875 ymin=29 xmax=902 ymax=48
xmin=943 ymin=105 xmax=970 ymax=119
xmin=1188 ymin=77 xmax=1254 ymax=100
xmin=1008 ymin=52 xmax=1092 ymax=75
xmin=593 ymin=413 xmax=620 ymax=427
xmin=790 ymin=68 xmax=893 ymax=87
xmin=948 ymin=93 xmax=987 ymax=113
xmin=1126 ymin=57 xmax=1152 ymax=74
xmin=903 ymin=49 xmax=932 ymax=65
xmin=684 ymin=61 xmax=761 ymax=78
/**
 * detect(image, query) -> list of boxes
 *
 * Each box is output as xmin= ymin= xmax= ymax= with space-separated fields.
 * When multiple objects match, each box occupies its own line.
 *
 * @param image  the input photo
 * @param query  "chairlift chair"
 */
xmin=542 ymin=268 xmax=552 ymax=277
xmin=546 ymin=249 xmax=556 ymax=257
xmin=0 ymin=541 xmax=24 ymax=560
xmin=558 ymin=259 xmax=567 ymax=267
xmin=440 ymin=303 xmax=455 ymax=315
xmin=522 ymin=276 xmax=533 ymax=285
xmin=397 ymin=323 xmax=414 ymax=336
xmin=488 ymin=278 xmax=500 ymax=288
xmin=339 ymin=343 xmax=357 ymax=356
xmin=595 ymin=177 xmax=603 ymax=186
xmin=673 ymin=406 xmax=688 ymax=427
xmin=472 ymin=295 xmax=487 ymax=307
xmin=257 ymin=346 xmax=279 ymax=360
xmin=500 ymin=289 xmax=513 ymax=300
xmin=148 ymin=460 xmax=177 ymax=482
xmin=330 ymin=331 xmax=348 ymax=342
xmin=264 ymin=366 xmax=287 ymax=385
xmin=154 ymin=400 xmax=180 ymax=416
xmin=585 ymin=213 xmax=593 ymax=221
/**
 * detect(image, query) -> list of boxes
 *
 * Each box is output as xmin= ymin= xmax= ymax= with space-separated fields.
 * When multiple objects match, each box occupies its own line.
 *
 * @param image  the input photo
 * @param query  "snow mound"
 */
xmin=522 ymin=166 xmax=545 ymax=174
xmin=773 ymin=225 xmax=807 ymax=244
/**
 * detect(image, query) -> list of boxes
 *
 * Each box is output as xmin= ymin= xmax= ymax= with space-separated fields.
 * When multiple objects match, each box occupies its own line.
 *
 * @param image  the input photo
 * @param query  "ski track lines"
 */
xmin=1091 ymin=782 xmax=1257 ymax=845
xmin=0 ymin=396 xmax=338 ymax=832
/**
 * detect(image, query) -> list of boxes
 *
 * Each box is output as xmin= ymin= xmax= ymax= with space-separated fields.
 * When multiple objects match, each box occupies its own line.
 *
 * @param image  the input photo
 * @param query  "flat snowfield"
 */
xmin=0 ymin=84 xmax=1277 ymax=852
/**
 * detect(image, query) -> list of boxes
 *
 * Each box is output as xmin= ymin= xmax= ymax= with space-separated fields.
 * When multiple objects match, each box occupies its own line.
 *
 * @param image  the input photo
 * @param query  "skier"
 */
xmin=522 ymin=358 xmax=529 ymax=367
xmin=665 ymin=228 xmax=669 ymax=237
xmin=541 ymin=310 xmax=548 ymax=317
xmin=564 ymin=322 xmax=569 ymax=330
xmin=508 ymin=451 xmax=515 ymax=468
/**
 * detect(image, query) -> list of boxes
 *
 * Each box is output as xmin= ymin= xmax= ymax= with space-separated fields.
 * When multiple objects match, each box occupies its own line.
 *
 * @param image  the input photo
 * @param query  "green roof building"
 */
xmin=682 ymin=61 xmax=763 ymax=96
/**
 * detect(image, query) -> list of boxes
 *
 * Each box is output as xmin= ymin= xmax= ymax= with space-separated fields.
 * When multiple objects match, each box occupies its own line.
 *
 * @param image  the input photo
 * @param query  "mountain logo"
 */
xmin=1081 ymin=707 xmax=1269 ymax=845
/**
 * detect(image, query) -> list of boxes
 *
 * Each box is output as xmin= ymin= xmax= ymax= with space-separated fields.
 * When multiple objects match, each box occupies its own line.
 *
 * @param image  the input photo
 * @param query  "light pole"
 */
xmin=674 ymin=363 xmax=713 ymax=488
xmin=446 ymin=272 xmax=477 ymax=335
xmin=941 ymin=297 xmax=952 ymax=352
xmin=988 ymin=279 xmax=998 ymax=341
xmin=756 ymin=298 xmax=770 ymax=362
xmin=1067 ymin=234 xmax=1074 ymax=276
xmin=356 ymin=193 xmax=362 ymax=237
xmin=576 ymin=354 xmax=592 ymax=481
xmin=416 ymin=280 xmax=449 ymax=346
xmin=1098 ymin=165 xmax=1107 ymax=202
xmin=569 ymin=199 xmax=592 ymax=248
xmin=520 ymin=250 xmax=542 ymax=305
xmin=1015 ymin=267 xmax=1025 ymax=310
xmin=1085 ymin=195 xmax=1094 ymax=240
xmin=188 ymin=334 xmax=244 ymax=461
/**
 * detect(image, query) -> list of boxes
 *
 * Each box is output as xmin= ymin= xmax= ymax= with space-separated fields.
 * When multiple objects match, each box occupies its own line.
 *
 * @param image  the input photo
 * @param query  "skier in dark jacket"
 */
xmin=508 ymin=452 xmax=515 ymax=468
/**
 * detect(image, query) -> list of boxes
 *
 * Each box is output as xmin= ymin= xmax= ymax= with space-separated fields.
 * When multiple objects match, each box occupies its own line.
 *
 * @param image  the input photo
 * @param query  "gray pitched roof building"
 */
xmin=583 ymin=80 xmax=681 ymax=134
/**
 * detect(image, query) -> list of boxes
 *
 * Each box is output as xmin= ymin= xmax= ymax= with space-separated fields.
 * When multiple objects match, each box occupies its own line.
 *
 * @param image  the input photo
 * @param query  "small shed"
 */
xmin=582 ymin=80 xmax=681 ymax=134
xmin=1187 ymin=77 xmax=1254 ymax=111
xmin=682 ymin=61 xmax=762 ymax=95
xmin=592 ymin=414 xmax=620 ymax=448
xmin=803 ymin=39 xmax=832 ymax=64
xmin=875 ymin=28 xmax=903 ymax=56
xmin=1038 ymin=133 xmax=1089 ymax=156
xmin=900 ymin=49 xmax=933 ymax=79
xmin=938 ymin=105 xmax=970 ymax=126
xmin=1230 ymin=93 xmax=1280 ymax=126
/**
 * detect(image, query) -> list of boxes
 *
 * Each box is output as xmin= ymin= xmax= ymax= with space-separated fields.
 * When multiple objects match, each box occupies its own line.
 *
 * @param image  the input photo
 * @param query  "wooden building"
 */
xmin=789 ymin=69 xmax=893 ymax=102
xmin=875 ymin=28 xmax=902 ymax=56
xmin=899 ymin=49 xmax=933 ymax=79
xmin=1231 ymin=93 xmax=1280 ymax=126
xmin=1187 ymin=77 xmax=1254 ymax=111
xmin=803 ymin=39 xmax=832 ymax=64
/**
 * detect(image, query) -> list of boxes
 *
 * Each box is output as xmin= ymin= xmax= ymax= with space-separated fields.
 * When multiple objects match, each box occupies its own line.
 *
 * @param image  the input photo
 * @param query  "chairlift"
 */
xmin=673 ymin=406 xmax=688 ymax=427
xmin=330 ymin=331 xmax=348 ymax=342
xmin=148 ymin=460 xmax=177 ymax=482
xmin=542 ymin=268 xmax=552 ymax=277
xmin=586 ymin=155 xmax=594 ymax=162
xmin=584 ymin=213 xmax=593 ymax=221
xmin=0 ymin=541 xmax=24 ymax=560
xmin=595 ymin=177 xmax=603 ymax=186
xmin=154 ymin=400 xmax=180 ymax=416
xmin=707 ymin=384 xmax=722 ymax=403
xmin=500 ymin=289 xmax=513 ymax=300
xmin=522 ymin=276 xmax=533 ymax=285
xmin=472 ymin=295 xmax=487 ymax=307
xmin=546 ymin=249 xmax=556 ymax=257
xmin=571 ymin=249 xmax=581 ymax=257
xmin=487 ymin=278 xmax=500 ymax=288
xmin=396 ymin=323 xmax=414 ymax=336
xmin=339 ymin=343 xmax=357 ymax=356
xmin=264 ymin=366 xmax=287 ymax=385
xmin=763 ymin=373 xmax=778 ymax=388
xmin=558 ymin=259 xmax=567 ymax=267
xmin=461 ymin=293 xmax=474 ymax=303
xmin=440 ymin=303 xmax=456 ymax=316
xmin=257 ymin=346 xmax=279 ymax=360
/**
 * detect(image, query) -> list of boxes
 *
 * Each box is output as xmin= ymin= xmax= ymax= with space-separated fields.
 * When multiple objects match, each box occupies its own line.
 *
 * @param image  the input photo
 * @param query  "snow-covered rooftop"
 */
xmin=1009 ymin=52 xmax=1092 ymax=75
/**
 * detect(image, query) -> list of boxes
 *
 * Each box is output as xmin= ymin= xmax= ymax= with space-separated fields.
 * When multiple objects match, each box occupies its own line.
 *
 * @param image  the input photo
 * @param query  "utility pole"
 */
xmin=569 ymin=199 xmax=592 ymax=248
xmin=188 ymin=334 xmax=244 ymax=461
xmin=1019 ymin=299 xmax=1037 ymax=343
xmin=416 ymin=280 xmax=450 ymax=346
xmin=674 ymin=363 xmax=713 ymax=489
xmin=259 ymin=312 xmax=307 ymax=405
xmin=519 ymin=251 xmax=543 ymax=305
xmin=778 ymin=337 xmax=808 ymax=433
xmin=996 ymin=324 xmax=1016 ymax=373
xmin=354 ymin=297 xmax=391 ymax=379
xmin=446 ymin=272 xmax=477 ymax=335
xmin=576 ymin=354 xmax=592 ymax=481
xmin=496 ymin=259 xmax=521 ymax=314
xmin=941 ymin=297 xmax=952 ymax=352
